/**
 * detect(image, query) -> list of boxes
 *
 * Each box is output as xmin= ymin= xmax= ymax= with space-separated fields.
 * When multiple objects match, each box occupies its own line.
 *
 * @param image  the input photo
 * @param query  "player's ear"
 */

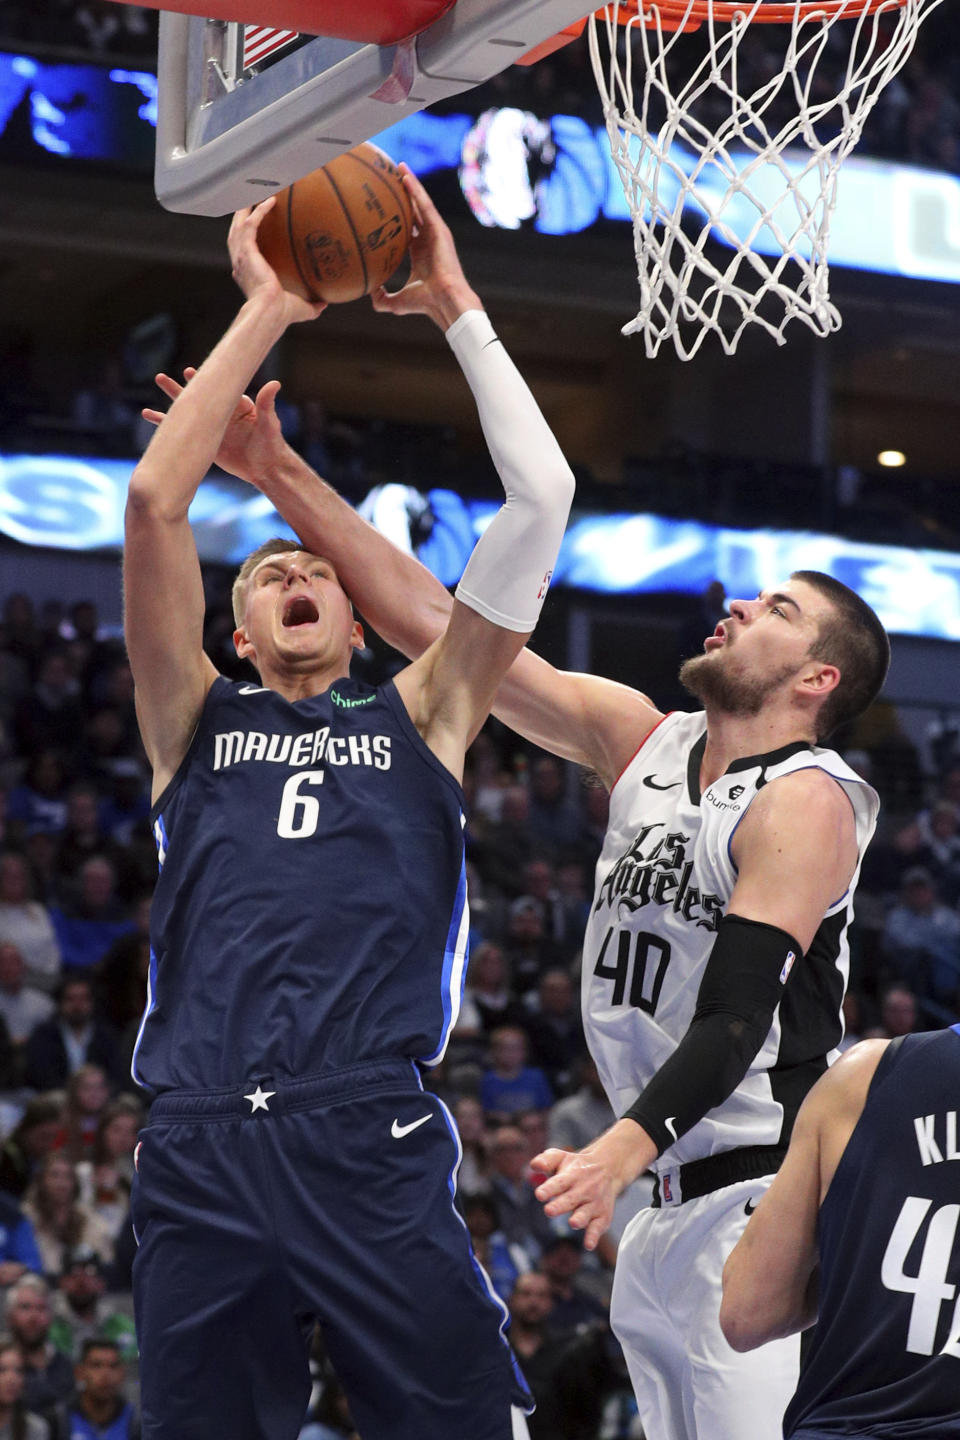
xmin=350 ymin=619 xmax=365 ymax=652
xmin=799 ymin=660 xmax=840 ymax=696
xmin=234 ymin=626 xmax=254 ymax=661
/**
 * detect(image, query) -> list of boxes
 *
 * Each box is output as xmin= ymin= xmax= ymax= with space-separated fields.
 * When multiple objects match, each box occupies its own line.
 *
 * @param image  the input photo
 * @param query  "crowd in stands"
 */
xmin=0 ymin=574 xmax=957 ymax=1437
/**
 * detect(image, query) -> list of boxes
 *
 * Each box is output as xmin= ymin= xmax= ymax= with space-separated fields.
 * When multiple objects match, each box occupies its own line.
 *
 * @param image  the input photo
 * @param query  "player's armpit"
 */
xmin=493 ymin=655 xmax=663 ymax=787
xmin=727 ymin=767 xmax=859 ymax=952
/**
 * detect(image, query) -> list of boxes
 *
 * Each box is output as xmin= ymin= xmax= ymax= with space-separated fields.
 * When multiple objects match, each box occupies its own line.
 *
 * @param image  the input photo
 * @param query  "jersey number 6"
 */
xmin=277 ymin=770 xmax=325 ymax=839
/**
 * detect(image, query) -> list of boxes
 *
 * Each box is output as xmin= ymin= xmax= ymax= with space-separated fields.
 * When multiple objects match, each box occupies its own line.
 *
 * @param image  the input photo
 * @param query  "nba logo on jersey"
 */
xmin=780 ymin=951 xmax=796 ymax=984
xmin=662 ymin=1174 xmax=673 ymax=1203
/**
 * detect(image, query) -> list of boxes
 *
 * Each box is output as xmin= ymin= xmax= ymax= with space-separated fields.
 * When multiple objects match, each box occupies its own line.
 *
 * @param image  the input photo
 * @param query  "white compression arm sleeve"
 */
xmin=446 ymin=309 xmax=575 ymax=633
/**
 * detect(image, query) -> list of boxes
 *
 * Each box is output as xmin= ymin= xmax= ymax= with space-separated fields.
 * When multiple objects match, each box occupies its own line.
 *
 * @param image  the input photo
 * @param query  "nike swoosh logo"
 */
xmin=744 ymin=1198 xmax=758 ymax=1216
xmin=664 ymin=1116 xmax=678 ymax=1143
xmin=642 ymin=775 xmax=680 ymax=791
xmin=238 ymin=684 xmax=269 ymax=694
xmin=391 ymin=1114 xmax=432 ymax=1139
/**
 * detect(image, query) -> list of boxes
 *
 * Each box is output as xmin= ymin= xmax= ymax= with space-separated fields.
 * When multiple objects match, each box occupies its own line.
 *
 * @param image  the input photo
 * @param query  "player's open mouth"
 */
xmin=704 ymin=624 xmax=726 ymax=650
xmin=281 ymin=595 xmax=320 ymax=627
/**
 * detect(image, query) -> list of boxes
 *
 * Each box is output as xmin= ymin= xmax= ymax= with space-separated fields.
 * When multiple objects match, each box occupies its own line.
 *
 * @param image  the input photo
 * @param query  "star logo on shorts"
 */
xmin=244 ymin=1085 xmax=276 ymax=1113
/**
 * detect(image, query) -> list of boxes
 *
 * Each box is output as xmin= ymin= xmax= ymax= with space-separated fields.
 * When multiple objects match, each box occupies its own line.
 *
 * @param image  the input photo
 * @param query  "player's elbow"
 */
xmin=126 ymin=465 xmax=188 ymax=526
xmin=718 ymin=1295 xmax=764 ymax=1352
xmin=719 ymin=1256 xmax=768 ymax=1352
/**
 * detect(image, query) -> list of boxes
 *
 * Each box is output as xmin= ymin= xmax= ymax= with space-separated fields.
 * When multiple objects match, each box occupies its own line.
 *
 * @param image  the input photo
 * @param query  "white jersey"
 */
xmin=582 ymin=709 xmax=879 ymax=1170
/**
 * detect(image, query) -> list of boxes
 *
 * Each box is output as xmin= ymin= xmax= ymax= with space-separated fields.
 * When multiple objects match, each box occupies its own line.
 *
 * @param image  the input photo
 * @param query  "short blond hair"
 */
xmin=231 ymin=537 xmax=302 ymax=627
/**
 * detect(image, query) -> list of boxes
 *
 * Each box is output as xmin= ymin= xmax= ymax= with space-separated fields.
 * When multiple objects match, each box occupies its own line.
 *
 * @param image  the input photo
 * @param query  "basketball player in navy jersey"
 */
xmin=721 ymin=1024 xmax=960 ymax=1439
xmin=216 ymin=212 xmax=892 ymax=1439
xmin=125 ymin=175 xmax=574 ymax=1440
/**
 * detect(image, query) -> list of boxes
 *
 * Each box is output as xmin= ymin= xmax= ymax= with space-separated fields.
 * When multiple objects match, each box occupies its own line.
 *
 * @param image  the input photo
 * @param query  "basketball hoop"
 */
xmin=588 ymin=0 xmax=945 ymax=358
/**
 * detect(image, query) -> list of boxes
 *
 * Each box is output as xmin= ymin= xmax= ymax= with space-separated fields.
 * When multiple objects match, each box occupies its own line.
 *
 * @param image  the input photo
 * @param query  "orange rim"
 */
xmin=607 ymin=0 xmax=909 ymax=27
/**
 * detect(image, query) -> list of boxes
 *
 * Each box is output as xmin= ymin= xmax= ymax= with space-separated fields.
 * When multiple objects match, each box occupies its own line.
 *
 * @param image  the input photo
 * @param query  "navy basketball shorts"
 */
xmin=131 ymin=1058 xmax=532 ymax=1440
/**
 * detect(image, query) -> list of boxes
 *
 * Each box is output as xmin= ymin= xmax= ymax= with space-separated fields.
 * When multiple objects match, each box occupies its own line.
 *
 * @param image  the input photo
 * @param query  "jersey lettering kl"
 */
xmin=582 ymin=710 xmax=879 ymax=1168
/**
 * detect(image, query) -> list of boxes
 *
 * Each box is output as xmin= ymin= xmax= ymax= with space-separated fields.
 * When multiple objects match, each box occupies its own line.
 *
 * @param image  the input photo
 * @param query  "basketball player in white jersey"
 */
xmin=148 ymin=166 xmax=890 ymax=1440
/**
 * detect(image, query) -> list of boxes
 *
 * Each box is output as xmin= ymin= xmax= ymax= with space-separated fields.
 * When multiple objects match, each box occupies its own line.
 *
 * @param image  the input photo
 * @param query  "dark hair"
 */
xmin=0 ymin=1332 xmax=28 ymax=1440
xmin=791 ymin=571 xmax=890 ymax=739
xmin=79 ymin=1336 xmax=120 ymax=1363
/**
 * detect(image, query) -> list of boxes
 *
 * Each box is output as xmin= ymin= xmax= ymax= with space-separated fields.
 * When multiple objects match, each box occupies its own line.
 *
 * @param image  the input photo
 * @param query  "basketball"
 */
xmin=256 ymin=143 xmax=413 ymax=304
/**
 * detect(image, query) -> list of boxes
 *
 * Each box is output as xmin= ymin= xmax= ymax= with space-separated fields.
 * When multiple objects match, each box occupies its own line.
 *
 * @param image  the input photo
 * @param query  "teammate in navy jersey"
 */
xmin=124 ymin=168 xmax=574 ymax=1440
xmin=721 ymin=1024 xmax=960 ymax=1439
xmin=241 ymin=410 xmax=893 ymax=1432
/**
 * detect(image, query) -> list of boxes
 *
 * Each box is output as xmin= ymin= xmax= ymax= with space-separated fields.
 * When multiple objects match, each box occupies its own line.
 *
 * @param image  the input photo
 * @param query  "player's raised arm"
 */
xmin=124 ymin=201 xmax=324 ymax=798
xmin=204 ymin=167 xmax=660 ymax=783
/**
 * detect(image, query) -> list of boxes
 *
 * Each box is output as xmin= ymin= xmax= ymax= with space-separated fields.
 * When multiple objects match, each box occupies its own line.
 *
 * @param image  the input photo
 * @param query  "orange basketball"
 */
xmin=256 ymin=143 xmax=413 ymax=304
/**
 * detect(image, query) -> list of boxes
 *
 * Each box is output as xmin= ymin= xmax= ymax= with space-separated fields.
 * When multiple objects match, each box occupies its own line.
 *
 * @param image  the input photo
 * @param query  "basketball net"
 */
xmin=588 ymin=0 xmax=943 ymax=358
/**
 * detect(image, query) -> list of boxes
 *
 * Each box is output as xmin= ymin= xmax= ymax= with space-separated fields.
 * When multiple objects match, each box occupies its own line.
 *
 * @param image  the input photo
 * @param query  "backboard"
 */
xmin=154 ymin=0 xmax=598 ymax=214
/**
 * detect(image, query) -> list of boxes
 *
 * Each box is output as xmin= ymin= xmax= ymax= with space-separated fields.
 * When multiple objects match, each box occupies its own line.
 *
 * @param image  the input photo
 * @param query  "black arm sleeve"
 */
xmin=622 ymin=914 xmax=802 ymax=1155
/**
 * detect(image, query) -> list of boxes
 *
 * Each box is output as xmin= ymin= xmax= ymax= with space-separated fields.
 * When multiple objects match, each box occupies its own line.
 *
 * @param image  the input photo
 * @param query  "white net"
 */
xmin=589 ymin=0 xmax=945 ymax=358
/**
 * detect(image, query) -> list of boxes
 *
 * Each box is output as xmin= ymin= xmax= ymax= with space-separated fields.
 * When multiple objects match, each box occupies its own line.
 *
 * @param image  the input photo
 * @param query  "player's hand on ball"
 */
xmin=370 ymin=165 xmax=482 ymax=330
xmin=228 ymin=201 xmax=326 ymax=325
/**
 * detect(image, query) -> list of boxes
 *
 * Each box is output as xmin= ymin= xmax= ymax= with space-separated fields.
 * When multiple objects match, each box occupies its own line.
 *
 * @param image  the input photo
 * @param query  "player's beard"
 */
xmin=679 ymin=651 xmax=798 ymax=717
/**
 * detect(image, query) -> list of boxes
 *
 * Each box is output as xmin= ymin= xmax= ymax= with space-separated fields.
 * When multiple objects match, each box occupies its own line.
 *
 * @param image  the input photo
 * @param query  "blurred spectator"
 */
xmin=0 ymin=1100 xmax=64 ymax=1202
xmin=487 ymin=1124 xmax=557 ymax=1265
xmin=517 ymin=1108 xmax=550 ymax=1170
xmin=48 ymin=1247 xmax=137 ymax=1368
xmin=527 ymin=757 xmax=582 ymax=859
xmin=53 ymin=1066 xmax=111 ymax=1164
xmin=460 ymin=1193 xmax=530 ymax=1304
xmin=867 ymin=982 xmax=920 ymax=1039
xmin=0 ymin=853 xmax=61 ymax=993
xmin=547 ymin=1055 xmax=615 ymax=1152
xmin=451 ymin=1096 xmax=490 ymax=1199
xmin=910 ymin=799 xmax=960 ymax=903
xmin=524 ymin=968 xmax=585 ymax=1095
xmin=23 ymin=975 xmax=121 ymax=1093
xmin=506 ymin=1272 xmax=567 ymax=1436
xmin=1 ymin=597 xmax=41 ymax=678
xmin=502 ymin=897 xmax=563 ymax=997
xmin=0 ymin=944 xmax=54 ymax=1049
xmin=576 ymin=783 xmax=610 ymax=868
xmin=53 ymin=786 xmax=134 ymax=906
xmin=0 ymin=1333 xmax=50 ymax=1440
xmin=7 ymin=1275 xmax=74 ymax=1417
xmin=49 ymin=858 xmax=134 ymax=974
xmin=477 ymin=786 xmax=536 ymax=898
xmin=881 ymin=866 xmax=960 ymax=1010
xmin=13 ymin=657 xmax=83 ymax=764
xmin=6 ymin=755 xmax=69 ymax=848
xmin=70 ymin=360 xmax=139 ymax=456
xmin=22 ymin=1155 xmax=113 ymax=1280
xmin=480 ymin=1027 xmax=553 ymax=1119
xmin=52 ymin=1337 xmax=139 ymax=1440
xmin=98 ymin=764 xmax=151 ymax=850
xmin=75 ymin=1097 xmax=142 ymax=1245
xmin=460 ymin=943 xmax=528 ymax=1037
xmin=0 ymin=1190 xmax=43 ymax=1284
xmin=537 ymin=1235 xmax=608 ymax=1335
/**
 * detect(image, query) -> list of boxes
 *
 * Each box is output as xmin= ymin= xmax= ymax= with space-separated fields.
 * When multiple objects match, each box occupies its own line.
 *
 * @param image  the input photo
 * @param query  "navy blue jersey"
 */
xmin=785 ymin=1026 xmax=960 ymax=1439
xmin=133 ymin=676 xmax=469 ymax=1093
